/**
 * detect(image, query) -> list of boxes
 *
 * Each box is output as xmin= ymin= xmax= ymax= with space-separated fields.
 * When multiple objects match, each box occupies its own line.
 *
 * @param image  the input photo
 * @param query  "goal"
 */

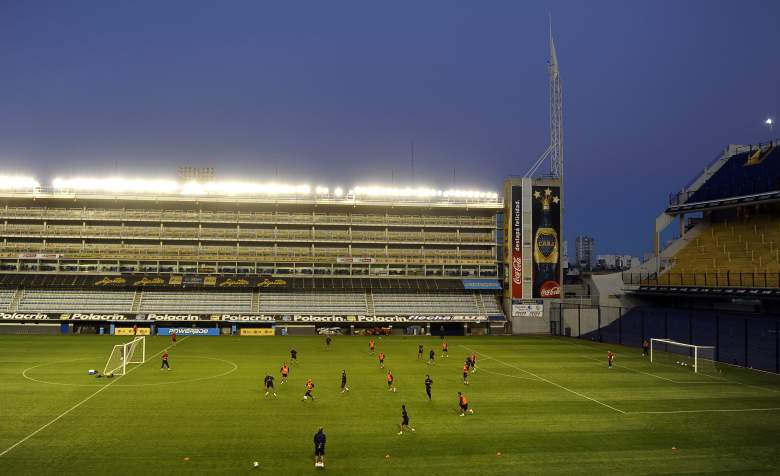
xmin=103 ymin=336 xmax=146 ymax=376
xmin=650 ymin=338 xmax=715 ymax=374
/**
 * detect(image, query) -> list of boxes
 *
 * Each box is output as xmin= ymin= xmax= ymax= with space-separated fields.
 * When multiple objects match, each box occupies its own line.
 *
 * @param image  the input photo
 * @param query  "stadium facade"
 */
xmin=0 ymin=175 xmax=567 ymax=336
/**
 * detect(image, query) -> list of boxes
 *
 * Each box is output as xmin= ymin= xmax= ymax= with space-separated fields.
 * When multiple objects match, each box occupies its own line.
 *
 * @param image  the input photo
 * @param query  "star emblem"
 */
xmin=533 ymin=191 xmax=541 ymax=199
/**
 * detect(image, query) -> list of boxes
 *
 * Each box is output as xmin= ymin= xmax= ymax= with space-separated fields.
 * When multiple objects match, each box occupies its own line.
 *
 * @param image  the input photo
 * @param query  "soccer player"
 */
xmin=303 ymin=378 xmax=315 ymax=401
xmin=161 ymin=350 xmax=170 ymax=370
xmin=171 ymin=330 xmax=177 ymax=345
xmin=386 ymin=370 xmax=396 ymax=392
xmin=325 ymin=335 xmax=332 ymax=350
xmin=417 ymin=344 xmax=424 ymax=360
xmin=291 ymin=348 xmax=298 ymax=364
xmin=424 ymin=375 xmax=433 ymax=400
xmin=314 ymin=427 xmax=326 ymax=468
xmin=642 ymin=339 xmax=650 ymax=358
xmin=398 ymin=405 xmax=415 ymax=435
xmin=264 ymin=374 xmax=277 ymax=398
xmin=462 ymin=362 xmax=470 ymax=385
xmin=340 ymin=369 xmax=349 ymax=393
xmin=369 ymin=339 xmax=375 ymax=354
xmin=133 ymin=324 xmax=138 ymax=336
xmin=378 ymin=351 xmax=385 ymax=369
xmin=280 ymin=363 xmax=290 ymax=384
xmin=608 ymin=350 xmax=615 ymax=368
xmin=470 ymin=352 xmax=478 ymax=373
xmin=428 ymin=349 xmax=435 ymax=365
xmin=457 ymin=391 xmax=473 ymax=416
xmin=442 ymin=341 xmax=448 ymax=358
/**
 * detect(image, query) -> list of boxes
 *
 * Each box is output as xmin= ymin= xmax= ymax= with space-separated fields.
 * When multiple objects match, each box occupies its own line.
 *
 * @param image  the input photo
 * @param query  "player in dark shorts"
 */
xmin=340 ymin=369 xmax=349 ymax=393
xmin=442 ymin=341 xmax=448 ymax=358
xmin=642 ymin=340 xmax=650 ymax=358
xmin=417 ymin=344 xmax=424 ymax=360
xmin=424 ymin=375 xmax=433 ymax=400
xmin=325 ymin=335 xmax=332 ymax=350
xmin=463 ymin=363 xmax=469 ymax=385
xmin=303 ymin=378 xmax=315 ymax=401
xmin=470 ymin=353 xmax=477 ymax=373
xmin=161 ymin=350 xmax=170 ymax=370
xmin=369 ymin=339 xmax=375 ymax=354
xmin=314 ymin=427 xmax=326 ymax=468
xmin=290 ymin=348 xmax=298 ymax=364
xmin=608 ymin=351 xmax=614 ymax=368
xmin=386 ymin=370 xmax=396 ymax=392
xmin=397 ymin=404 xmax=415 ymax=434
xmin=458 ymin=391 xmax=473 ymax=416
xmin=428 ymin=349 xmax=435 ymax=365
xmin=264 ymin=374 xmax=277 ymax=398
xmin=378 ymin=351 xmax=385 ymax=369
xmin=280 ymin=363 xmax=290 ymax=384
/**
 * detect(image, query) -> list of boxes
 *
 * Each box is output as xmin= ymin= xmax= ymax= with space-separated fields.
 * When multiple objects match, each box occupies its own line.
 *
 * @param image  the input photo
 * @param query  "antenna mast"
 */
xmin=526 ymin=18 xmax=563 ymax=179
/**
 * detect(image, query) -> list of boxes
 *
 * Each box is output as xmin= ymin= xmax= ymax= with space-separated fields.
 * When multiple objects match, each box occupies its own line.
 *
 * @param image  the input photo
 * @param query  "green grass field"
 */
xmin=1 ymin=334 xmax=779 ymax=475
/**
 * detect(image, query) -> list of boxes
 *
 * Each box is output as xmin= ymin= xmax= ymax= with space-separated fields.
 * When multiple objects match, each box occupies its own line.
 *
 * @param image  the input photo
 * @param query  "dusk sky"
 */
xmin=1 ymin=1 xmax=778 ymax=257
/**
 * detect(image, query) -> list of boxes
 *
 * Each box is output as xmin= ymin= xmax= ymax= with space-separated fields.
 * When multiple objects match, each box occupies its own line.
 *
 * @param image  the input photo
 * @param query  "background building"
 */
xmin=575 ymin=235 xmax=595 ymax=271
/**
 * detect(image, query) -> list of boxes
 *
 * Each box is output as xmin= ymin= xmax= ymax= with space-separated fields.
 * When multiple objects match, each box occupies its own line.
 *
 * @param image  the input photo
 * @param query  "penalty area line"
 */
xmin=460 ymin=345 xmax=626 ymax=414
xmin=0 ymin=336 xmax=189 ymax=458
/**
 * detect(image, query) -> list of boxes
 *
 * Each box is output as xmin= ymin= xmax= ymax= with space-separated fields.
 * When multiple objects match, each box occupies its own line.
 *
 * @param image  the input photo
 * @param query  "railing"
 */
xmin=622 ymin=272 xmax=780 ymax=289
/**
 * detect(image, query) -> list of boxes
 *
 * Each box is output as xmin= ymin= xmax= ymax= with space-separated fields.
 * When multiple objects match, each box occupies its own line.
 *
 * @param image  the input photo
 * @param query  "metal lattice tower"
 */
xmin=525 ymin=20 xmax=563 ymax=179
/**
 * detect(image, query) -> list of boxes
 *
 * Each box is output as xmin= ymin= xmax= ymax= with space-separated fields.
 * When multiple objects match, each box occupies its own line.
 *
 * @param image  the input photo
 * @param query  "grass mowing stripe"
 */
xmin=0 ymin=336 xmax=189 ymax=458
xmin=460 ymin=344 xmax=626 ymax=414
xmin=628 ymin=407 xmax=780 ymax=414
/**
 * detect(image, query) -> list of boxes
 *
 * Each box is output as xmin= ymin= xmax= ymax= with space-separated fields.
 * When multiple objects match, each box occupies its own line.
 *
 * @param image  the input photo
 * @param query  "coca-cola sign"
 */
xmin=539 ymin=281 xmax=561 ymax=299
xmin=511 ymin=185 xmax=523 ymax=299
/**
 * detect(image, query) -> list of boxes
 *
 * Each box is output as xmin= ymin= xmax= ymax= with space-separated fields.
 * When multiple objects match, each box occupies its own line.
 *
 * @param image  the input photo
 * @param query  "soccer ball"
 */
xmin=253 ymin=461 xmax=259 ymax=468
xmin=304 ymin=395 xmax=308 ymax=400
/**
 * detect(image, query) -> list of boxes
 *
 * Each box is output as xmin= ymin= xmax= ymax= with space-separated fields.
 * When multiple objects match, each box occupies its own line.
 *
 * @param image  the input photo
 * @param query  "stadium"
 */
xmin=2 ymin=6 xmax=780 ymax=476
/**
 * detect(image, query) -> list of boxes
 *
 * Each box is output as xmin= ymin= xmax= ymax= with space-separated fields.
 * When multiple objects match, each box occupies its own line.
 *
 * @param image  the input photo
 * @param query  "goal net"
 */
xmin=103 ymin=336 xmax=146 ymax=376
xmin=650 ymin=338 xmax=716 ymax=375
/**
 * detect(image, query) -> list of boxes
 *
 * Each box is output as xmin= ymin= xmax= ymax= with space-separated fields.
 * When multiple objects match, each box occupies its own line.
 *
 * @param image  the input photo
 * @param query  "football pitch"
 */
xmin=1 ymin=335 xmax=779 ymax=475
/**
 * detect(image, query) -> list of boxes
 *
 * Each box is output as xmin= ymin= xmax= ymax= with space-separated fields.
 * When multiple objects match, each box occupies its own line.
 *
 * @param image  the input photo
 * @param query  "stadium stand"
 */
xmin=0 ymin=289 xmax=15 ymax=311
xmin=138 ymin=291 xmax=252 ymax=313
xmin=16 ymin=289 xmax=135 ymax=312
xmin=685 ymin=144 xmax=780 ymax=204
xmin=372 ymin=292 xmax=482 ymax=315
xmin=257 ymin=292 xmax=369 ymax=316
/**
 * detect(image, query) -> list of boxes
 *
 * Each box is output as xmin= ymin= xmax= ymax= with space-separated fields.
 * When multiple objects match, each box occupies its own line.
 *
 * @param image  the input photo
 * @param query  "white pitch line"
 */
xmin=628 ymin=407 xmax=780 ymax=415
xmin=578 ymin=355 xmax=726 ymax=385
xmin=476 ymin=366 xmax=540 ymax=382
xmin=0 ymin=336 xmax=188 ymax=458
xmin=460 ymin=345 xmax=626 ymax=414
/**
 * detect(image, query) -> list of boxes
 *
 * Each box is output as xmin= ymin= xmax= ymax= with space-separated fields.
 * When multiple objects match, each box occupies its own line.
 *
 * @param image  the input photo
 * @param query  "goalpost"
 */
xmin=650 ymin=338 xmax=715 ymax=374
xmin=103 ymin=336 xmax=146 ymax=376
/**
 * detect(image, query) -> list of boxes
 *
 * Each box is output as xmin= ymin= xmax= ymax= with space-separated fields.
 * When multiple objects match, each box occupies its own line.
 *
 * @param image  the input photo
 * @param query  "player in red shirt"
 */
xmin=369 ymin=339 xmax=375 ymax=354
xmin=171 ymin=331 xmax=177 ymax=345
xmin=470 ymin=352 xmax=478 ymax=373
xmin=378 ymin=351 xmax=385 ymax=369
xmin=462 ymin=363 xmax=470 ymax=385
xmin=607 ymin=351 xmax=615 ymax=368
xmin=441 ymin=341 xmax=448 ymax=358
xmin=133 ymin=324 xmax=138 ymax=336
xmin=386 ymin=370 xmax=396 ymax=392
xmin=642 ymin=340 xmax=650 ymax=358
xmin=280 ymin=363 xmax=290 ymax=384
xmin=161 ymin=351 xmax=171 ymax=370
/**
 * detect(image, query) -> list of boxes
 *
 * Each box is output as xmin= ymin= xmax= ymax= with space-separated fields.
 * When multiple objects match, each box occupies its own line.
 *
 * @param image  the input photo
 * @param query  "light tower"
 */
xmin=525 ymin=20 xmax=563 ymax=179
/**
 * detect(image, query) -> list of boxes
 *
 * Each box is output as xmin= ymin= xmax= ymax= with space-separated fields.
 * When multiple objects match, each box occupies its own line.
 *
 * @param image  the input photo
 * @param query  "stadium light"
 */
xmin=0 ymin=175 xmax=40 ymax=190
xmin=52 ymin=177 xmax=180 ymax=194
xmin=334 ymin=187 xmax=344 ymax=197
xmin=766 ymin=117 xmax=774 ymax=132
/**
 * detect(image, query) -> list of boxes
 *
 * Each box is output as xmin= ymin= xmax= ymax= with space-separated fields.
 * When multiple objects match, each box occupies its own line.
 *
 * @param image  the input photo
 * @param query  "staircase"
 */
xmin=365 ymin=291 xmax=375 ymax=316
xmin=9 ymin=289 xmax=23 ymax=312
xmin=131 ymin=290 xmax=142 ymax=312
xmin=252 ymin=288 xmax=260 ymax=313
